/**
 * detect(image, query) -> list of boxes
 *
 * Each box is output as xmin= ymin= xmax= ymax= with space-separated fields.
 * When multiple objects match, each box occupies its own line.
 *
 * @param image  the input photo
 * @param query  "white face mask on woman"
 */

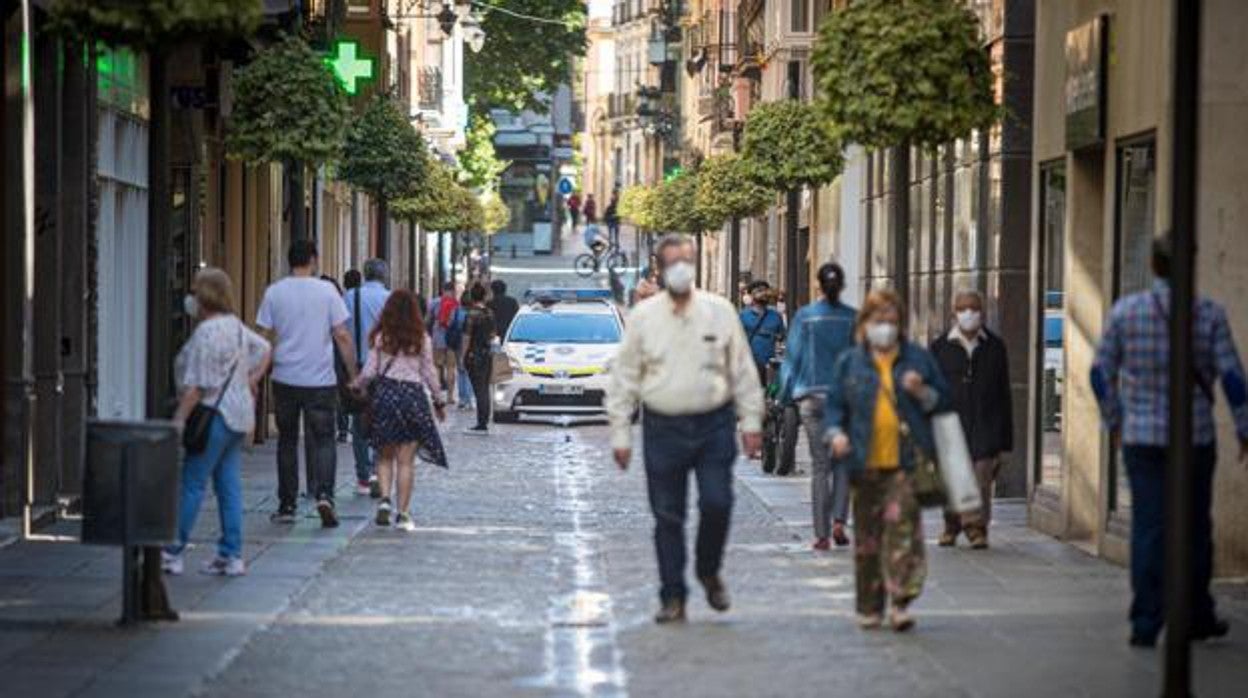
xmin=865 ymin=321 xmax=899 ymax=349
xmin=956 ymin=309 xmax=982 ymax=333
xmin=183 ymin=293 xmax=200 ymax=319
xmin=663 ymin=261 xmax=696 ymax=295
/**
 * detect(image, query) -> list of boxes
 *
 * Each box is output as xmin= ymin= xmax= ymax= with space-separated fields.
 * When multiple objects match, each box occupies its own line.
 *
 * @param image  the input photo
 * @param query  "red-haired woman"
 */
xmin=352 ymin=289 xmax=448 ymax=531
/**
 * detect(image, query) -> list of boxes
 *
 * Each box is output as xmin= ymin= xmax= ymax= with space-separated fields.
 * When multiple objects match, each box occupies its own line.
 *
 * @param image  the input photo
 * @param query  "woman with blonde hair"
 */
xmin=352 ymin=289 xmax=448 ymax=531
xmin=823 ymin=289 xmax=949 ymax=631
xmin=163 ymin=268 xmax=271 ymax=577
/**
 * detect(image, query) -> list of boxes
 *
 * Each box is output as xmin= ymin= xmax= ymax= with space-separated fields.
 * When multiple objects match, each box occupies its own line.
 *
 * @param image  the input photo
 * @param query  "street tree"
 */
xmin=467 ymin=0 xmax=587 ymax=113
xmin=340 ymin=93 xmax=429 ymax=257
xmin=618 ymin=185 xmax=660 ymax=232
xmin=458 ymin=115 xmax=510 ymax=191
xmin=694 ymin=153 xmax=773 ymax=227
xmin=49 ymin=0 xmax=260 ymax=46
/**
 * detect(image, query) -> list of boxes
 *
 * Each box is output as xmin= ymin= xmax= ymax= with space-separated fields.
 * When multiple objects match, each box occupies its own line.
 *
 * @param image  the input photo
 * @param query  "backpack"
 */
xmin=445 ymin=307 xmax=465 ymax=351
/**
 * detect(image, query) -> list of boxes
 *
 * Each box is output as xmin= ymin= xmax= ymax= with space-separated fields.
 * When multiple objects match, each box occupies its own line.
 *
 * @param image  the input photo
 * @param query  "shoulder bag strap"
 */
xmin=747 ymin=310 xmax=767 ymax=344
xmin=1149 ymin=292 xmax=1215 ymax=403
xmin=353 ymin=287 xmax=363 ymax=369
xmin=212 ymin=325 xmax=244 ymax=410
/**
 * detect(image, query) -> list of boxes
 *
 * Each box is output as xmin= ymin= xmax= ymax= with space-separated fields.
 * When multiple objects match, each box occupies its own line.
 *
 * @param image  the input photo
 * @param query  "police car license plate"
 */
xmin=539 ymin=383 xmax=584 ymax=396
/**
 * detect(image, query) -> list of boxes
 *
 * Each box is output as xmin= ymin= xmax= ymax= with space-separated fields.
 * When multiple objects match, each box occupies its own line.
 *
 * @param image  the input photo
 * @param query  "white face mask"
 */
xmin=956 ymin=309 xmax=982 ymax=333
xmin=741 ymin=293 xmax=753 ymax=306
xmin=865 ymin=321 xmax=899 ymax=349
xmin=183 ymin=293 xmax=199 ymax=319
xmin=663 ymin=261 xmax=696 ymax=295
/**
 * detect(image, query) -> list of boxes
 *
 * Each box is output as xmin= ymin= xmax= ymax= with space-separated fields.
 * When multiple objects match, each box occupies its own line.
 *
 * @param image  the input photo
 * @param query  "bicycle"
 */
xmin=574 ymin=239 xmax=628 ymax=278
xmin=761 ymin=354 xmax=799 ymax=476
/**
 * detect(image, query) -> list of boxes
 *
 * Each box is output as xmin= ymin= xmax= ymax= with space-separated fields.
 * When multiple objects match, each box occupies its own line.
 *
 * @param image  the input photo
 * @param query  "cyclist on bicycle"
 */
xmin=739 ymin=281 xmax=786 ymax=386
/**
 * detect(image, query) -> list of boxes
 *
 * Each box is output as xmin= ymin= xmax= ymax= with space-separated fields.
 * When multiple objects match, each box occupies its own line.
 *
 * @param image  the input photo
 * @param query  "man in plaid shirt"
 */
xmin=1092 ymin=232 xmax=1248 ymax=648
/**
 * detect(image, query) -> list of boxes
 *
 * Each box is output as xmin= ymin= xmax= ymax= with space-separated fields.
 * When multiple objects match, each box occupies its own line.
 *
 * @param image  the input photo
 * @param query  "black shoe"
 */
xmin=316 ymin=499 xmax=339 ymax=528
xmin=699 ymin=575 xmax=731 ymax=613
xmin=368 ymin=477 xmax=382 ymax=499
xmin=1194 ymin=618 xmax=1230 ymax=641
xmin=654 ymin=599 xmax=686 ymax=624
xmin=1129 ymin=633 xmax=1157 ymax=648
xmin=270 ymin=506 xmax=297 ymax=524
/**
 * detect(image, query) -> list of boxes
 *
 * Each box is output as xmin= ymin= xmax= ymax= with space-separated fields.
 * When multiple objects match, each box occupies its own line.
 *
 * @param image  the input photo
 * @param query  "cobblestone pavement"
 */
xmin=4 ymin=412 xmax=1248 ymax=697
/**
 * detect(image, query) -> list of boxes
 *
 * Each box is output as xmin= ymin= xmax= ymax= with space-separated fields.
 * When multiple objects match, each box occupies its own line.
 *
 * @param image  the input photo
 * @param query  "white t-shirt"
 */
xmin=256 ymin=276 xmax=350 ymax=388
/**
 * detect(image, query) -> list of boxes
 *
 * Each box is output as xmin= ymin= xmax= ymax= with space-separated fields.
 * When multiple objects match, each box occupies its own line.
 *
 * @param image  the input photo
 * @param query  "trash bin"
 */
xmin=82 ymin=419 xmax=180 ymax=547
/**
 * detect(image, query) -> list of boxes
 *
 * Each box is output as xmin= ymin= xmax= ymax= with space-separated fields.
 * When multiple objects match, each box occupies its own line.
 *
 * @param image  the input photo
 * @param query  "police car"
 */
xmin=493 ymin=288 xmax=624 ymax=423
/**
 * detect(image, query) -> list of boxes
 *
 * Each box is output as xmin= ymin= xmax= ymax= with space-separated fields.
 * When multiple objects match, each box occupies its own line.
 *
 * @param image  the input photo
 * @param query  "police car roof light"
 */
xmin=523 ymin=288 xmax=614 ymax=304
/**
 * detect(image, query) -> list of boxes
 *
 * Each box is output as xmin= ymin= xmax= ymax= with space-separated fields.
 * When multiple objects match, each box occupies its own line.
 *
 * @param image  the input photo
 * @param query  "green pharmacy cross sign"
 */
xmin=324 ymin=40 xmax=375 ymax=96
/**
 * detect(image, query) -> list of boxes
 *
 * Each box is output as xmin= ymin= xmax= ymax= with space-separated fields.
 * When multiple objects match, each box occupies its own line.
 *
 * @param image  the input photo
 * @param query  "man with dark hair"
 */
xmin=343 ymin=259 xmax=392 ymax=496
xmin=607 ymin=234 xmax=764 ymax=624
xmin=461 ymin=283 xmax=496 ymax=434
xmin=257 ymin=240 xmax=358 ymax=528
xmin=488 ymin=279 xmax=520 ymax=338
xmin=738 ymin=280 xmax=785 ymax=384
xmin=780 ymin=261 xmax=858 ymax=549
xmin=1092 ymin=231 xmax=1248 ymax=648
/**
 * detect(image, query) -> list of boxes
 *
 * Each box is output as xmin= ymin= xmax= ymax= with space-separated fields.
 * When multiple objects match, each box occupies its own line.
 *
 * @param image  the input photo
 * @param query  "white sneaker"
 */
xmin=395 ymin=512 xmax=416 ymax=532
xmin=161 ymin=551 xmax=184 ymax=576
xmin=201 ymin=556 xmax=246 ymax=577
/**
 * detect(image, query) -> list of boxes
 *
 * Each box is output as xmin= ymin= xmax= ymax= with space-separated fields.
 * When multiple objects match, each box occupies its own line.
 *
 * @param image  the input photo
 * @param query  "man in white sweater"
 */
xmin=607 ymin=235 xmax=765 ymax=624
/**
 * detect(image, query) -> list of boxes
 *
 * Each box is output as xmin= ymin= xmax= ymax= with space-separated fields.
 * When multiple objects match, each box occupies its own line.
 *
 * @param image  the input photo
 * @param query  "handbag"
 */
xmin=491 ymin=350 xmax=513 ymax=384
xmin=356 ymin=354 xmax=397 ymax=440
xmin=882 ymin=383 xmax=947 ymax=509
xmin=931 ymin=411 xmax=983 ymax=513
xmin=183 ymin=328 xmax=242 ymax=454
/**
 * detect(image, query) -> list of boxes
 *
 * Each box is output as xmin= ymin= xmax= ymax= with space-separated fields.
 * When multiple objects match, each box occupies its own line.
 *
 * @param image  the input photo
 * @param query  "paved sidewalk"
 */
xmin=0 ymin=439 xmax=375 ymax=698
xmin=733 ymin=452 xmax=1248 ymax=697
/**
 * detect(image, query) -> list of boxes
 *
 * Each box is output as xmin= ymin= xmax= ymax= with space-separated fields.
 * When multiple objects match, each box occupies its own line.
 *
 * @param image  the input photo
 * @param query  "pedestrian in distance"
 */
xmin=454 ymin=291 xmax=475 ymax=411
xmin=567 ymin=191 xmax=582 ymax=231
xmin=344 ymin=259 xmax=393 ymax=498
xmin=461 ymin=283 xmax=497 ymax=434
xmin=257 ymin=239 xmax=358 ymax=528
xmin=488 ymin=279 xmax=520 ymax=339
xmin=163 ymin=268 xmax=272 ymax=577
xmin=429 ymin=282 xmax=460 ymax=396
xmin=930 ymin=289 xmax=1013 ymax=550
xmin=604 ymin=192 xmax=621 ymax=249
xmin=1091 ymin=231 xmax=1248 ymax=648
xmin=824 ymin=289 xmax=950 ymax=632
xmin=607 ymin=234 xmax=765 ymax=624
xmin=780 ymin=262 xmax=858 ymax=550
xmin=738 ymin=280 xmax=786 ymax=386
xmin=351 ymin=289 xmax=448 ymax=532
xmin=583 ymin=193 xmax=598 ymax=224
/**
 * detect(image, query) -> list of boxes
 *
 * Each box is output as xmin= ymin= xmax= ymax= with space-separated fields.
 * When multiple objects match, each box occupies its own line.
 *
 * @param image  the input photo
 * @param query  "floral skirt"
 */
xmin=369 ymin=377 xmax=448 ymax=468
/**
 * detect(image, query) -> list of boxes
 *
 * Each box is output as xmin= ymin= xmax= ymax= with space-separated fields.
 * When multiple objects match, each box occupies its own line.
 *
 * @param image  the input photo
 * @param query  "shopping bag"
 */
xmin=931 ymin=411 xmax=982 ymax=514
xmin=490 ymin=350 xmax=514 ymax=384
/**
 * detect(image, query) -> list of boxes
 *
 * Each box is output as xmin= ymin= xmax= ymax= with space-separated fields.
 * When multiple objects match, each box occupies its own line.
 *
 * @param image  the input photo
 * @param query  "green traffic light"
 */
xmin=324 ymin=39 xmax=375 ymax=96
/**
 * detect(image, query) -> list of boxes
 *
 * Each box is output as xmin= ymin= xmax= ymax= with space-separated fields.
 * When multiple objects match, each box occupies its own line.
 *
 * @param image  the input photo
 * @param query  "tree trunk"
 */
xmin=377 ymin=198 xmax=389 ymax=260
xmin=890 ymin=144 xmax=910 ymax=306
xmin=784 ymin=187 xmax=799 ymax=321
xmin=288 ymin=160 xmax=306 ymax=242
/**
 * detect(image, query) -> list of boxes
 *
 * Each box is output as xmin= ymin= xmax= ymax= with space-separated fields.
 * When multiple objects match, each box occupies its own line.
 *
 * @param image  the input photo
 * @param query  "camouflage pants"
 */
xmin=852 ymin=469 xmax=927 ymax=615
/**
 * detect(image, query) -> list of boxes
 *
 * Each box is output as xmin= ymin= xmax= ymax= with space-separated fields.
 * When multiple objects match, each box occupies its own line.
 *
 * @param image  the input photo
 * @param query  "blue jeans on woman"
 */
xmin=168 ymin=413 xmax=245 ymax=560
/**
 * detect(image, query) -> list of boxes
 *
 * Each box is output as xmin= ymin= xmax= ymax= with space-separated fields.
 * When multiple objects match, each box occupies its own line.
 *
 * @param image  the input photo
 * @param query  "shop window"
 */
xmin=1036 ymin=160 xmax=1066 ymax=492
xmin=1110 ymin=135 xmax=1156 ymax=514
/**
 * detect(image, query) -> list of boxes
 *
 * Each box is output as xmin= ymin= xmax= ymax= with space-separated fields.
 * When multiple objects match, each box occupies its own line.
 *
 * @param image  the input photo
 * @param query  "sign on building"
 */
xmin=1065 ymin=15 xmax=1109 ymax=151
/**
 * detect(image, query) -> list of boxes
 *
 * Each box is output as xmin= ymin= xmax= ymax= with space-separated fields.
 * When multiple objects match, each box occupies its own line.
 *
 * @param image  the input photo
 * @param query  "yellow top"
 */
xmin=867 ymin=350 xmax=901 ymax=470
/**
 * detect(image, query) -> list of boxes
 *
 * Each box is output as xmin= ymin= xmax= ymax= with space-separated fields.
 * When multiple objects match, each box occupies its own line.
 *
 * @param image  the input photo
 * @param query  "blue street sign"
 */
xmin=557 ymin=177 xmax=574 ymax=195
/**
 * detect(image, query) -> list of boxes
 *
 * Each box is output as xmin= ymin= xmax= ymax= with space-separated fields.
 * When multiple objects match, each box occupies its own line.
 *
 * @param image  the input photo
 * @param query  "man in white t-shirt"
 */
xmin=257 ymin=239 xmax=358 ymax=528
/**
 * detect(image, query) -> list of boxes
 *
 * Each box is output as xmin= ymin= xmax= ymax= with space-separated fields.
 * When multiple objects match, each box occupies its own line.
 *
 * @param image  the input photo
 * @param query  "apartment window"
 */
xmin=1036 ymin=160 xmax=1067 ymax=493
xmin=791 ymin=0 xmax=810 ymax=32
xmin=348 ymin=0 xmax=371 ymax=15
xmin=1109 ymin=135 xmax=1156 ymax=514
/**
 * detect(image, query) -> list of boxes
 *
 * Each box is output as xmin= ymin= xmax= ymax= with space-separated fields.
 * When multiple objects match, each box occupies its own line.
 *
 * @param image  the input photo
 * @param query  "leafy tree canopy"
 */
xmin=392 ymin=157 xmax=457 ymax=226
xmin=466 ymin=0 xmax=587 ymax=113
xmin=458 ymin=115 xmax=509 ymax=191
xmin=618 ymin=185 xmax=660 ymax=231
xmin=226 ymin=35 xmax=350 ymax=166
xmin=694 ymin=153 xmax=773 ymax=226
xmin=653 ymin=171 xmax=716 ymax=234
xmin=340 ymin=94 xmax=428 ymax=202
xmin=812 ymin=0 xmax=999 ymax=149
xmin=481 ymin=191 xmax=511 ymax=234
xmin=50 ymin=0 xmax=260 ymax=47
xmin=740 ymin=100 xmax=844 ymax=191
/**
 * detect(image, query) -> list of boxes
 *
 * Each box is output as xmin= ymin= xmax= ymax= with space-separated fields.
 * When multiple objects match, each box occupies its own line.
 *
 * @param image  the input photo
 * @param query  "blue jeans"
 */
xmin=169 ymin=413 xmax=244 ymax=559
xmin=642 ymin=404 xmax=738 ymax=602
xmin=1122 ymin=443 xmax=1218 ymax=640
xmin=351 ymin=413 xmax=373 ymax=482
xmin=457 ymin=365 xmax=475 ymax=406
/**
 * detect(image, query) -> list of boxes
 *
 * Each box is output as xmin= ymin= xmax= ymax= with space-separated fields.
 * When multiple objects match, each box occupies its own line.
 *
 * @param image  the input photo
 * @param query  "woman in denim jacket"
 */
xmin=823 ymin=289 xmax=950 ymax=632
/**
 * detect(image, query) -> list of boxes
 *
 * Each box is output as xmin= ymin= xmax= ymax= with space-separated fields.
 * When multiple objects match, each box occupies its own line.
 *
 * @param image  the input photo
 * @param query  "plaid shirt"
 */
xmin=1092 ymin=280 xmax=1248 ymax=446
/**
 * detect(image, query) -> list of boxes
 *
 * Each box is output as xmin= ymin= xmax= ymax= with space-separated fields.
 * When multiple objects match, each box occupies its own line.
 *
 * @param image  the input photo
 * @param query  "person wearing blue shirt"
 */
xmin=1091 ymin=232 xmax=1248 ymax=648
xmin=780 ymin=263 xmax=858 ymax=550
xmin=738 ymin=281 xmax=786 ymax=385
xmin=343 ymin=258 xmax=392 ymax=497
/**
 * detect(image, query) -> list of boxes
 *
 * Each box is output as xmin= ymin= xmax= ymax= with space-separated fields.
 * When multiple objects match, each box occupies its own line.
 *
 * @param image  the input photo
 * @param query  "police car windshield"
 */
xmin=508 ymin=313 xmax=621 ymax=344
